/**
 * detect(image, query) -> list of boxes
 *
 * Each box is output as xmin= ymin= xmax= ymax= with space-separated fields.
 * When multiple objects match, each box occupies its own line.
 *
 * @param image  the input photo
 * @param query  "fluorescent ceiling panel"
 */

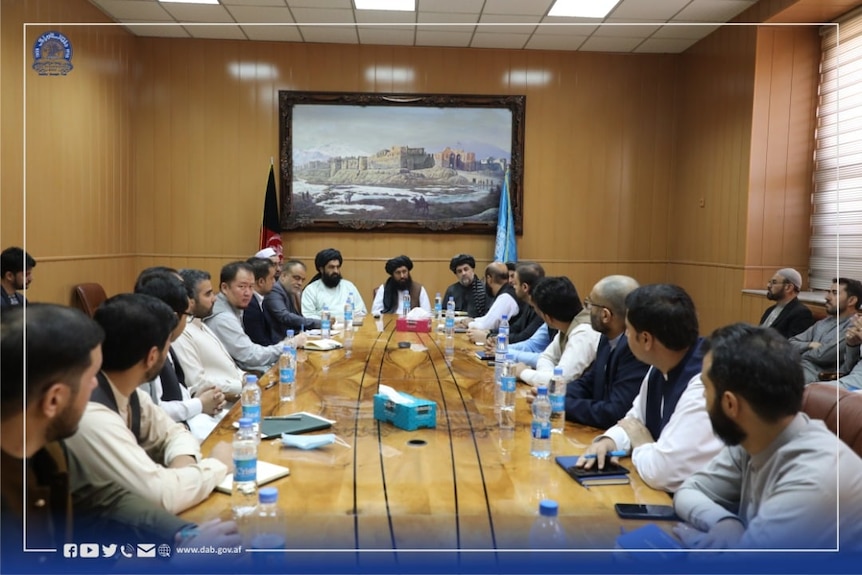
xmin=548 ymin=0 xmax=621 ymax=19
xmin=354 ymin=0 xmax=414 ymax=11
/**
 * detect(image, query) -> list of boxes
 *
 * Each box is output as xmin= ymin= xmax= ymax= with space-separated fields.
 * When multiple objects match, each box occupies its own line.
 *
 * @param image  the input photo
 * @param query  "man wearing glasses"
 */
xmin=759 ymin=268 xmax=814 ymax=338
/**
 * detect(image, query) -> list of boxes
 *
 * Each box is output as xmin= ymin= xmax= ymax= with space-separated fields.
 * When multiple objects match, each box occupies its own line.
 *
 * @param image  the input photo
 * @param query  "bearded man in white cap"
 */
xmin=759 ymin=268 xmax=814 ymax=339
xmin=254 ymin=247 xmax=281 ymax=280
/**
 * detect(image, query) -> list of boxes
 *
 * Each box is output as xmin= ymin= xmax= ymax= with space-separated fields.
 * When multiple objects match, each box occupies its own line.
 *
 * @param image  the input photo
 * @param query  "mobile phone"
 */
xmin=567 ymin=460 xmax=630 ymax=478
xmin=475 ymin=351 xmax=491 ymax=361
xmin=614 ymin=503 xmax=679 ymax=521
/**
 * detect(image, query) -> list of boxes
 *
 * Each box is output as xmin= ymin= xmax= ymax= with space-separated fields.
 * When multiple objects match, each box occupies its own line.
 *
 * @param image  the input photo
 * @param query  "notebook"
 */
xmin=214 ymin=460 xmax=291 ymax=494
xmin=260 ymin=412 xmax=334 ymax=439
xmin=304 ymin=329 xmax=341 ymax=338
xmin=555 ymin=455 xmax=631 ymax=487
xmin=303 ymin=338 xmax=343 ymax=351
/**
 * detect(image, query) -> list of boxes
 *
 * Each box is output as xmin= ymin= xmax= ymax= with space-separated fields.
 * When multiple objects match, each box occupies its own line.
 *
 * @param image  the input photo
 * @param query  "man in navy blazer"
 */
xmin=243 ymin=257 xmax=281 ymax=346
xmin=564 ymin=275 xmax=650 ymax=429
xmin=759 ymin=268 xmax=814 ymax=339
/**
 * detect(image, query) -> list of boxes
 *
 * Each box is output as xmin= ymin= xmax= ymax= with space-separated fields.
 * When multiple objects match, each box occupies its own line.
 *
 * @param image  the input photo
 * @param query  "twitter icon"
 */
xmin=101 ymin=544 xmax=117 ymax=558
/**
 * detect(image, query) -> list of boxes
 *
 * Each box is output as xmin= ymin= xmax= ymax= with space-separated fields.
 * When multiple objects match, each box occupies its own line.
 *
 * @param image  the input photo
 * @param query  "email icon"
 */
xmin=136 ymin=543 xmax=156 ymax=558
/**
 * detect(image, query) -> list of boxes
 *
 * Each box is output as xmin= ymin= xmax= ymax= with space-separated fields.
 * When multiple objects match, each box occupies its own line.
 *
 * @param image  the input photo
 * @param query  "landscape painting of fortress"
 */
xmin=285 ymin=103 xmax=513 ymax=230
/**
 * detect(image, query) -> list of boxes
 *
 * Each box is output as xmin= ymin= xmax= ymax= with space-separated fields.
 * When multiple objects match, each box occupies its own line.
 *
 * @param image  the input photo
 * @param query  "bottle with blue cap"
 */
xmin=279 ymin=331 xmax=296 ymax=403
xmin=530 ymin=385 xmax=552 ymax=459
xmin=321 ymin=305 xmax=331 ymax=339
xmin=250 ymin=487 xmax=286 ymax=565
xmin=549 ymin=366 xmax=566 ymax=434
xmin=241 ymin=374 xmax=261 ymax=440
xmin=528 ymin=499 xmax=569 ymax=549
xmin=232 ymin=417 xmax=258 ymax=518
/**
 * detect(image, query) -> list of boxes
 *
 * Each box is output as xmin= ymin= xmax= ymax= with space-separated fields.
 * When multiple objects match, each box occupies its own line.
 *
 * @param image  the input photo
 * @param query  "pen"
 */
xmin=264 ymin=416 xmax=302 ymax=420
xmin=582 ymin=450 xmax=627 ymax=459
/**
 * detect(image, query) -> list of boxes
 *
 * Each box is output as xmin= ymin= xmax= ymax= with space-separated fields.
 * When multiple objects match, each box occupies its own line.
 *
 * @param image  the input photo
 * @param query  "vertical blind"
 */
xmin=813 ymin=12 xmax=862 ymax=289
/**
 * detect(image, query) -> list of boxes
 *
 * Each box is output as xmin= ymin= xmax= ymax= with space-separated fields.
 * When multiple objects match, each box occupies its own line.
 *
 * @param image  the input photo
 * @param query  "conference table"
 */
xmin=187 ymin=315 xmax=672 ymax=553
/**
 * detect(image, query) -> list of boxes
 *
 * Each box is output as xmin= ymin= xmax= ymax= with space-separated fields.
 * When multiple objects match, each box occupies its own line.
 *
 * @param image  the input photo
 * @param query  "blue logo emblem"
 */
xmin=32 ymin=31 xmax=73 ymax=76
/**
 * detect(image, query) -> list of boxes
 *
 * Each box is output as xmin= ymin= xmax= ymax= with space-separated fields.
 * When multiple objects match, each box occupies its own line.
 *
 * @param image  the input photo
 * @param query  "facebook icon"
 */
xmin=62 ymin=543 xmax=77 ymax=558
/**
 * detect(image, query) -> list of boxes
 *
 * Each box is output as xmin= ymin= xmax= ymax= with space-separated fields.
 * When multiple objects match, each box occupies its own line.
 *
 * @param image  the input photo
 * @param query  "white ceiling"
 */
xmin=87 ymin=0 xmax=760 ymax=53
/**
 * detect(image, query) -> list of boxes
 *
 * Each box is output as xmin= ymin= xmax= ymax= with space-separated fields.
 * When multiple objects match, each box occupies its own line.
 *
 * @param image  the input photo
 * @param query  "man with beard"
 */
xmin=559 ymin=275 xmax=650 ymax=429
xmin=758 ymin=268 xmax=814 ymax=338
xmin=459 ymin=262 xmax=519 ymax=331
xmin=789 ymin=277 xmax=862 ymax=382
xmin=173 ymin=269 xmax=245 ymax=399
xmin=64 ymin=294 xmax=233 ymax=514
xmin=206 ymin=261 xmax=306 ymax=373
xmin=371 ymin=255 xmax=431 ymax=315
xmin=0 ymin=247 xmax=36 ymax=308
xmin=474 ymin=261 xmax=546 ymax=345
xmin=0 ymin=304 xmax=241 ymax=569
xmin=514 ymin=276 xmax=600 ymax=387
xmin=264 ymin=259 xmax=321 ymax=333
xmin=443 ymin=254 xmax=487 ymax=318
xmin=577 ymin=284 xmax=723 ymax=492
xmin=301 ymin=248 xmax=367 ymax=321
xmin=673 ymin=324 xmax=862 ymax=549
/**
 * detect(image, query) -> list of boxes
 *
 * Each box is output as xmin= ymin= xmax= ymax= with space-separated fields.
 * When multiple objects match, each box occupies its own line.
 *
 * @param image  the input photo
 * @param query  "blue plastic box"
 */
xmin=373 ymin=392 xmax=437 ymax=431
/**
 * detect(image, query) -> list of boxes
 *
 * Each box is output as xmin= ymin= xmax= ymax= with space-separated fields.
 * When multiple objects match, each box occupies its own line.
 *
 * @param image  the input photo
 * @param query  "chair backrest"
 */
xmin=801 ymin=383 xmax=862 ymax=457
xmin=71 ymin=283 xmax=107 ymax=318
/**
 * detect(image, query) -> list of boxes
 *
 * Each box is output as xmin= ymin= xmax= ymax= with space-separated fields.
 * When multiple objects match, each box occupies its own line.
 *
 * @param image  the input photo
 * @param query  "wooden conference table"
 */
xmin=187 ymin=315 xmax=671 ymax=550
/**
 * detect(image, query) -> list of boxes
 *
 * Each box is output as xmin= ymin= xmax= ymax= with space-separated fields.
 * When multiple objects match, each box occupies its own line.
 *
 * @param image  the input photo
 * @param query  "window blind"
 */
xmin=813 ymin=12 xmax=862 ymax=289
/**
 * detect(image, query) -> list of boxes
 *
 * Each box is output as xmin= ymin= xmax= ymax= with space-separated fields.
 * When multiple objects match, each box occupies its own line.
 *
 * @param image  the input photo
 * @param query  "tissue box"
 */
xmin=373 ymin=392 xmax=437 ymax=431
xmin=396 ymin=317 xmax=432 ymax=332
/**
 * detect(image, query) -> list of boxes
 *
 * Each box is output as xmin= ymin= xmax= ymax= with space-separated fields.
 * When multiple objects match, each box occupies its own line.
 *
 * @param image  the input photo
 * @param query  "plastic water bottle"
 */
xmin=494 ymin=333 xmax=508 ymax=387
xmin=549 ymin=367 xmax=566 ymax=434
xmin=232 ymin=417 xmax=258 ymax=518
xmin=499 ymin=353 xmax=516 ymax=429
xmin=401 ymin=292 xmax=411 ymax=316
xmin=528 ymin=500 xmax=569 ymax=549
xmin=343 ymin=297 xmax=354 ymax=357
xmin=498 ymin=314 xmax=509 ymax=339
xmin=279 ymin=337 xmax=296 ymax=403
xmin=434 ymin=292 xmax=442 ymax=320
xmin=249 ymin=487 xmax=286 ymax=565
xmin=241 ymin=374 xmax=261 ymax=440
xmin=531 ymin=385 xmax=552 ymax=459
xmin=444 ymin=297 xmax=455 ymax=358
xmin=321 ymin=305 xmax=331 ymax=339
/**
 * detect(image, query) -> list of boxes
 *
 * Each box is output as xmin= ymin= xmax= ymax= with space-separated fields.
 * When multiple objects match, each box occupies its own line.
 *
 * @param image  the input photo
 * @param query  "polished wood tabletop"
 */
xmin=187 ymin=315 xmax=671 ymax=550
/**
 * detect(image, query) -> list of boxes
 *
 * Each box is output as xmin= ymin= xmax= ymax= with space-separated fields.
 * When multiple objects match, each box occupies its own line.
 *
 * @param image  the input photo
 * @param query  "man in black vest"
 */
xmin=135 ymin=271 xmax=226 ymax=440
xmin=759 ymin=268 xmax=814 ymax=338
xmin=0 ymin=304 xmax=239 ymax=570
xmin=459 ymin=262 xmax=520 ymax=331
xmin=65 ymin=294 xmax=233 ymax=514
xmin=577 ymin=284 xmax=724 ymax=492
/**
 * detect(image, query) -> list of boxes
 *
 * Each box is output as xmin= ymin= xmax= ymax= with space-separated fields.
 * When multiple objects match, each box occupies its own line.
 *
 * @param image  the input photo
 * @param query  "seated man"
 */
xmin=459 ymin=262 xmax=519 ymax=331
xmin=135 ymin=271 xmax=226 ymax=441
xmin=759 ymin=268 xmax=814 ymax=338
xmin=831 ymin=313 xmax=862 ymax=391
xmin=0 ymin=247 xmax=36 ymax=308
xmin=0 ymin=304 xmax=240 ymax=568
xmin=577 ymin=284 xmax=723 ymax=492
xmin=514 ymin=276 xmax=600 ymax=387
xmin=470 ymin=261 xmax=544 ymax=345
xmin=563 ymin=275 xmax=650 ymax=429
xmin=674 ymin=323 xmax=862 ymax=549
xmin=65 ymin=294 xmax=233 ymax=514
xmin=371 ymin=255 xmax=431 ymax=315
xmin=205 ymin=261 xmax=305 ymax=373
xmin=443 ymin=254 xmax=487 ymax=318
xmin=254 ymin=246 xmax=281 ymax=280
xmin=501 ymin=323 xmax=556 ymax=368
xmin=264 ymin=259 xmax=321 ymax=334
xmin=174 ymin=269 xmax=245 ymax=399
xmin=301 ymin=248 xmax=368 ymax=321
xmin=243 ymin=257 xmax=281 ymax=346
xmin=789 ymin=276 xmax=861 ymax=382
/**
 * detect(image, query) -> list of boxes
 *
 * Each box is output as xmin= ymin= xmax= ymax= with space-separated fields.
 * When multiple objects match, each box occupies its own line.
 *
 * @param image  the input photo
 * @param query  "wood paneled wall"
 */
xmin=669 ymin=24 xmax=819 ymax=333
xmin=1 ymin=0 xmax=825 ymax=335
xmin=132 ymin=40 xmax=677 ymax=302
xmin=0 ymin=0 xmax=137 ymax=304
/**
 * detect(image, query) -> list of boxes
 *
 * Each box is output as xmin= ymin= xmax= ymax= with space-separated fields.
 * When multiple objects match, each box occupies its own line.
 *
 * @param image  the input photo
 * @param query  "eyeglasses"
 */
xmin=583 ymin=298 xmax=609 ymax=312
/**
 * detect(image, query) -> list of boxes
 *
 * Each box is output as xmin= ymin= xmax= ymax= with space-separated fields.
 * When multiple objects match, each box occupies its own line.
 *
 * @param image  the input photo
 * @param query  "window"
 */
xmin=812 ymin=12 xmax=862 ymax=289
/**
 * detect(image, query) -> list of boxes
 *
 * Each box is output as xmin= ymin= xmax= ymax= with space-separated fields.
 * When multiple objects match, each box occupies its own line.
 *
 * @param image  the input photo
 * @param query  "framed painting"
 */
xmin=278 ymin=91 xmax=525 ymax=234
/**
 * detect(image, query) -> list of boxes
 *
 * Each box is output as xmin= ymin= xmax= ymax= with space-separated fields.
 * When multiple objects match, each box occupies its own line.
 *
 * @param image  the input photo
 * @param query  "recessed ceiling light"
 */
xmin=548 ymin=0 xmax=620 ymax=19
xmin=159 ymin=0 xmax=219 ymax=5
xmin=354 ymin=0 xmax=415 ymax=11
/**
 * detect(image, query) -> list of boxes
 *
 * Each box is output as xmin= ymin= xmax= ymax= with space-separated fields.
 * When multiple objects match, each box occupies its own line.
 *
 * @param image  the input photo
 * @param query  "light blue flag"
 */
xmin=494 ymin=169 xmax=517 ymax=262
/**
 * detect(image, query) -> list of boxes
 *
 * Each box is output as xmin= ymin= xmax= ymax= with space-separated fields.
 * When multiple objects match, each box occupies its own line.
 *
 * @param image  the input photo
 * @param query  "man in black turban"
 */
xmin=443 ymin=254 xmax=488 ymax=319
xmin=300 ymin=248 xmax=368 ymax=320
xmin=371 ymin=255 xmax=431 ymax=315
